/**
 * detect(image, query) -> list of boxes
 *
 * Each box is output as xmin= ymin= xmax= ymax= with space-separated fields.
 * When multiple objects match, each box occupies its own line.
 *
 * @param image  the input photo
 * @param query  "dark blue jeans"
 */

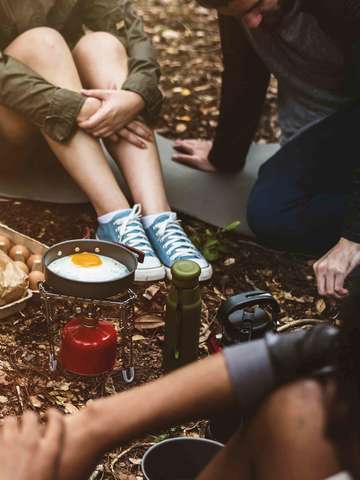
xmin=247 ymin=102 xmax=360 ymax=255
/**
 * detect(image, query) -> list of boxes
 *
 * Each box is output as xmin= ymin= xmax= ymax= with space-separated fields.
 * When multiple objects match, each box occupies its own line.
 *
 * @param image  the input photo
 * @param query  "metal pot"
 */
xmin=43 ymin=239 xmax=144 ymax=299
xmin=142 ymin=437 xmax=223 ymax=480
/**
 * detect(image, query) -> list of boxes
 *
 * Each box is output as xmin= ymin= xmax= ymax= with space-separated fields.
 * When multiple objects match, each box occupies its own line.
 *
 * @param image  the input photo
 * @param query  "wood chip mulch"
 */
xmin=0 ymin=1 xmax=338 ymax=477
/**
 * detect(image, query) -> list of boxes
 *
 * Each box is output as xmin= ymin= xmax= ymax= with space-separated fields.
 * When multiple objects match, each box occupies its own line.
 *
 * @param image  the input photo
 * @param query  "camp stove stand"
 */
xmin=38 ymin=282 xmax=137 ymax=383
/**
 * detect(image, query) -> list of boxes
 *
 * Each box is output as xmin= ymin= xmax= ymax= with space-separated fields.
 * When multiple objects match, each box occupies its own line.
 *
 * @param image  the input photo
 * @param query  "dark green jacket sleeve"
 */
xmin=0 ymin=51 xmax=85 ymax=142
xmin=79 ymin=0 xmax=163 ymax=125
xmin=209 ymin=16 xmax=269 ymax=172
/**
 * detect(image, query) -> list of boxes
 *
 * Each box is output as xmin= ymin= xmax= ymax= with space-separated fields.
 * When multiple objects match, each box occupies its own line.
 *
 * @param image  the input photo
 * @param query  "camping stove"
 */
xmin=39 ymin=283 xmax=137 ymax=383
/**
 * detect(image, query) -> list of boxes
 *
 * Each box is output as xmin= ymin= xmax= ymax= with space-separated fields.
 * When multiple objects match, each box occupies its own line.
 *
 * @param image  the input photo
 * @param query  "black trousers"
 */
xmin=247 ymin=102 xmax=360 ymax=255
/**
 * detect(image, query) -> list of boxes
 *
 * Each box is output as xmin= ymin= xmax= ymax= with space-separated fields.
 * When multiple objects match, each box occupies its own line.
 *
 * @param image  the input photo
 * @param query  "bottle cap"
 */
xmin=171 ymin=260 xmax=201 ymax=288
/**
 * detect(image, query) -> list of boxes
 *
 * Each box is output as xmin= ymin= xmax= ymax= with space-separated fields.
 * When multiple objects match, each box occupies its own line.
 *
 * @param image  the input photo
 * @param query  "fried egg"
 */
xmin=48 ymin=252 xmax=129 ymax=282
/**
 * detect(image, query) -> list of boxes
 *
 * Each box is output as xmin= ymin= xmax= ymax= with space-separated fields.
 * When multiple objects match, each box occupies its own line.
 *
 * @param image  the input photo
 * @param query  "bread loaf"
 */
xmin=0 ymin=250 xmax=29 ymax=306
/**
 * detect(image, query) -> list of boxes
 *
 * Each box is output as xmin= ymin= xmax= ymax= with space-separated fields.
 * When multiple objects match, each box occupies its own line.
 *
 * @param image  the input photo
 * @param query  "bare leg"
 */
xmin=72 ymin=32 xmax=170 ymax=215
xmin=173 ymin=139 xmax=217 ymax=173
xmin=4 ymin=27 xmax=129 ymax=216
xmin=198 ymin=380 xmax=341 ymax=480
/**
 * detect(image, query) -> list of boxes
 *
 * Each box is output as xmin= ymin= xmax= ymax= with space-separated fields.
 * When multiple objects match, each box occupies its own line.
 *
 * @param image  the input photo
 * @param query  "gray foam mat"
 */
xmin=0 ymin=135 xmax=279 ymax=236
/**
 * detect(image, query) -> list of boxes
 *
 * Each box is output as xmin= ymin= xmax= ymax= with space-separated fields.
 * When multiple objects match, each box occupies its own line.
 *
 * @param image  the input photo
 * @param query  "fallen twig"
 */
xmin=277 ymin=319 xmax=329 ymax=332
xmin=89 ymin=465 xmax=104 ymax=480
xmin=110 ymin=442 xmax=155 ymax=476
xmin=16 ymin=385 xmax=24 ymax=414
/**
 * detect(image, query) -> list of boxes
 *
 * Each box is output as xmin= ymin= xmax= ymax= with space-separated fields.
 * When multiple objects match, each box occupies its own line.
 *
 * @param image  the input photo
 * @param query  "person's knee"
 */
xmin=261 ymin=380 xmax=323 ymax=420
xmin=73 ymin=32 xmax=127 ymax=66
xmin=247 ymin=186 xmax=279 ymax=240
xmin=6 ymin=27 xmax=68 ymax=64
xmin=247 ymin=185 xmax=309 ymax=249
xmin=250 ymin=380 xmax=324 ymax=447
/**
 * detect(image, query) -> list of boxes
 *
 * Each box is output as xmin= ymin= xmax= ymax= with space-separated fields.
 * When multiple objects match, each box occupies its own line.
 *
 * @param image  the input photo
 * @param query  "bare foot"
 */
xmin=0 ymin=409 xmax=64 ymax=480
xmin=172 ymin=139 xmax=217 ymax=172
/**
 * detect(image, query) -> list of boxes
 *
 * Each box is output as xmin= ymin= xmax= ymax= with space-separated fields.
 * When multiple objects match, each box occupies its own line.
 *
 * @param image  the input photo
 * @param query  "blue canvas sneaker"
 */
xmin=96 ymin=205 xmax=165 ymax=281
xmin=145 ymin=212 xmax=213 ymax=281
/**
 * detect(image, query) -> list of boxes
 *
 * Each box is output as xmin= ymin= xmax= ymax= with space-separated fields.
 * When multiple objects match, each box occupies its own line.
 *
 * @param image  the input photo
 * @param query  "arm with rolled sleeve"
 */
xmin=0 ymin=51 xmax=85 ymax=142
xmin=79 ymin=0 xmax=163 ymax=126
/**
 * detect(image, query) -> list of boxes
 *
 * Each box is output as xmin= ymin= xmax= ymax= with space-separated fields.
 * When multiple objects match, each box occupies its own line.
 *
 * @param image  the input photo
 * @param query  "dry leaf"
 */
xmin=172 ymin=87 xmax=191 ymax=95
xmin=132 ymin=334 xmax=145 ymax=341
xmin=64 ymin=403 xmax=79 ymax=414
xmin=165 ymin=47 xmax=177 ymax=55
xmin=283 ymin=292 xmax=306 ymax=303
xmin=176 ymin=115 xmax=191 ymax=122
xmin=143 ymin=284 xmax=160 ymax=301
xmin=194 ymin=84 xmax=210 ymax=92
xmin=0 ymin=396 xmax=8 ymax=404
xmin=176 ymin=123 xmax=187 ymax=133
xmin=58 ymin=382 xmax=70 ymax=392
xmin=129 ymin=457 xmax=141 ymax=465
xmin=30 ymin=395 xmax=43 ymax=409
xmin=162 ymin=29 xmax=180 ymax=40
xmin=119 ymin=474 xmax=137 ymax=480
xmin=224 ymin=258 xmax=235 ymax=266
xmin=180 ymin=88 xmax=191 ymax=96
xmin=316 ymin=299 xmax=326 ymax=314
xmin=0 ymin=370 xmax=9 ymax=386
xmin=213 ymin=287 xmax=226 ymax=301
xmin=135 ymin=315 xmax=165 ymax=330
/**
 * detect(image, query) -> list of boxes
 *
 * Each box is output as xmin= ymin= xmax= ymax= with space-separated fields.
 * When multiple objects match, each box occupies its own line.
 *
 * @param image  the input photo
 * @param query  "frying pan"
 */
xmin=43 ymin=239 xmax=144 ymax=299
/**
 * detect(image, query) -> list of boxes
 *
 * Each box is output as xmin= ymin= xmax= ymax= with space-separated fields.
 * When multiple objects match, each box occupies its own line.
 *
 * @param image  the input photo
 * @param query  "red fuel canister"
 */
xmin=60 ymin=316 xmax=117 ymax=376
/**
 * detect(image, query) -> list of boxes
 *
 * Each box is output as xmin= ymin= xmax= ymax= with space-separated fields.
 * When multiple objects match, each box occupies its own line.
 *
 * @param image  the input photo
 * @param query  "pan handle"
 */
xmin=80 ymin=228 xmax=145 ymax=263
xmin=118 ymin=243 xmax=145 ymax=264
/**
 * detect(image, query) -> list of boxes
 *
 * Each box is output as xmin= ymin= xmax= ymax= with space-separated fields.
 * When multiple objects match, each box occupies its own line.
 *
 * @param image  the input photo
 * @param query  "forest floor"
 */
xmin=0 ymin=1 xmax=338 ymax=478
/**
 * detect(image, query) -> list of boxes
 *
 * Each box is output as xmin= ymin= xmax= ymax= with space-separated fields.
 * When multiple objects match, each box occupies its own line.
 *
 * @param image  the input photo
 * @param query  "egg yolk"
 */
xmin=71 ymin=252 xmax=102 ymax=268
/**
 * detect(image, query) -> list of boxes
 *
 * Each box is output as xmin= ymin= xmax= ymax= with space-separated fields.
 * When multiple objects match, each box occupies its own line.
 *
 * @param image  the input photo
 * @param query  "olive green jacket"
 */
xmin=0 ymin=0 xmax=162 ymax=142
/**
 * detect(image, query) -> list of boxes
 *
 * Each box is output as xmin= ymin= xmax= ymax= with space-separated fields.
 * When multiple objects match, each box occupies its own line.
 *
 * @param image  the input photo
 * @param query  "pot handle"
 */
xmin=217 ymin=290 xmax=280 ymax=327
xmin=118 ymin=243 xmax=145 ymax=264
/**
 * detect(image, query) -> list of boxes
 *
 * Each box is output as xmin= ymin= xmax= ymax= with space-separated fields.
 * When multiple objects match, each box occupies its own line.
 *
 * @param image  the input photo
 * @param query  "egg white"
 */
xmin=48 ymin=254 xmax=129 ymax=282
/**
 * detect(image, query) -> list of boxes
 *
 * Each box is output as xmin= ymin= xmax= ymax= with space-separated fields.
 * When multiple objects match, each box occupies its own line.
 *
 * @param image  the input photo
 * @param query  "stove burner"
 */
xmin=39 ymin=282 xmax=137 ymax=383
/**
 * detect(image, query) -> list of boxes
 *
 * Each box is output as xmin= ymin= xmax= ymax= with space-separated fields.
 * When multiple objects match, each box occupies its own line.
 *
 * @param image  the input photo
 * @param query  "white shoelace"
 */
xmin=114 ymin=204 xmax=154 ymax=255
xmin=154 ymin=217 xmax=200 ymax=262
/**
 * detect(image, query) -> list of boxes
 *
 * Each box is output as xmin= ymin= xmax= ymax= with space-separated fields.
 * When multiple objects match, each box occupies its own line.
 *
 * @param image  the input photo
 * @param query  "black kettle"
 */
xmin=217 ymin=290 xmax=280 ymax=345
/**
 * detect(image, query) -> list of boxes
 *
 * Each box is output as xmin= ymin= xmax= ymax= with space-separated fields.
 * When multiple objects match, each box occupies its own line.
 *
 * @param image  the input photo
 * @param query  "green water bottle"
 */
xmin=163 ymin=260 xmax=202 ymax=372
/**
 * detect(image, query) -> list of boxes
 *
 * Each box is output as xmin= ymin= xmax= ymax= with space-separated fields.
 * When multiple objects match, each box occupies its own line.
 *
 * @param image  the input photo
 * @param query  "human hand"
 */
xmin=108 ymin=120 xmax=153 ymax=149
xmin=76 ymin=97 xmax=102 ymax=124
xmin=0 ymin=409 xmax=64 ymax=480
xmin=172 ymin=139 xmax=217 ymax=172
xmin=313 ymin=237 xmax=360 ymax=298
xmin=78 ymin=89 xmax=145 ymax=138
